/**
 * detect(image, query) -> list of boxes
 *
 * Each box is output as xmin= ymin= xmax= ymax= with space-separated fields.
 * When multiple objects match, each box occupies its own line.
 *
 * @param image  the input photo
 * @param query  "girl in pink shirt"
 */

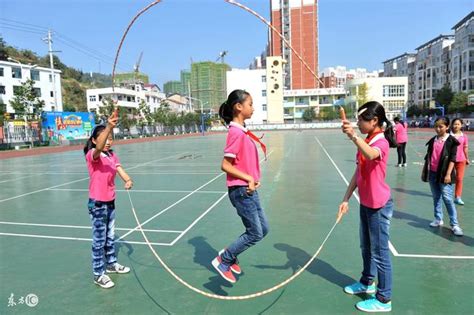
xmin=338 ymin=101 xmax=397 ymax=313
xmin=83 ymin=112 xmax=134 ymax=289
xmin=394 ymin=116 xmax=408 ymax=167
xmin=450 ymin=118 xmax=470 ymax=205
xmin=212 ymin=90 xmax=268 ymax=284
xmin=422 ymin=117 xmax=462 ymax=236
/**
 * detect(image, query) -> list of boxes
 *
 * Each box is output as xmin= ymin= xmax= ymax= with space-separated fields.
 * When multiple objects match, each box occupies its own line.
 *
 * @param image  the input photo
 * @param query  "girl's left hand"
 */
xmin=444 ymin=175 xmax=451 ymax=184
xmin=255 ymin=181 xmax=261 ymax=189
xmin=125 ymin=180 xmax=133 ymax=190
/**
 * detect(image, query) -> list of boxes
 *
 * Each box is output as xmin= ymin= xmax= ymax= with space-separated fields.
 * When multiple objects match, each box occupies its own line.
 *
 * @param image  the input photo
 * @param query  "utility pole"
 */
xmin=43 ymin=30 xmax=58 ymax=111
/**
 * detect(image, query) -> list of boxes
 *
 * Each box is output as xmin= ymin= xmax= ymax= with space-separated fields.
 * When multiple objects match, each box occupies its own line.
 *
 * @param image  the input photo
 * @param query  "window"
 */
xmin=33 ymin=88 xmax=41 ymax=97
xmin=0 ymin=67 xmax=3 ymax=77
xmin=13 ymin=86 xmax=22 ymax=95
xmin=31 ymin=70 xmax=40 ymax=81
xmin=261 ymin=75 xmax=266 ymax=83
xmin=12 ymin=67 xmax=22 ymax=79
xmin=262 ymin=104 xmax=267 ymax=111
xmin=382 ymin=100 xmax=406 ymax=111
xmin=49 ymin=74 xmax=52 ymax=82
xmin=89 ymin=95 xmax=97 ymax=102
xmin=262 ymin=90 xmax=267 ymax=97
xmin=382 ymin=85 xmax=405 ymax=97
xmin=0 ymin=85 xmax=5 ymax=94
xmin=50 ymin=91 xmax=54 ymax=97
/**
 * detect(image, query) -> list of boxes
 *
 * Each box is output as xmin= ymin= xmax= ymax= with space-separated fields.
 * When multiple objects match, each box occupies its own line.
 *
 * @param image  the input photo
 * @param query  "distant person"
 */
xmin=450 ymin=118 xmax=469 ymax=205
xmin=394 ymin=116 xmax=408 ymax=167
xmin=212 ymin=89 xmax=268 ymax=284
xmin=338 ymin=101 xmax=397 ymax=313
xmin=83 ymin=111 xmax=134 ymax=289
xmin=421 ymin=117 xmax=463 ymax=236
xmin=465 ymin=120 xmax=470 ymax=131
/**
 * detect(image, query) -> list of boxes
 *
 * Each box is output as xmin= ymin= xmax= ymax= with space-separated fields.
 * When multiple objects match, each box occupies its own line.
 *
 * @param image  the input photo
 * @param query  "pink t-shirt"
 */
xmin=224 ymin=122 xmax=261 ymax=187
xmin=430 ymin=135 xmax=448 ymax=171
xmin=86 ymin=149 xmax=121 ymax=202
xmin=395 ymin=122 xmax=408 ymax=144
xmin=356 ymin=133 xmax=391 ymax=209
xmin=452 ymin=133 xmax=469 ymax=162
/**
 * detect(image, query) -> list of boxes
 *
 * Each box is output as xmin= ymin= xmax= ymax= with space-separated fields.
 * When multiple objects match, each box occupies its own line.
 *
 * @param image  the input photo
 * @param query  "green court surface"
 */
xmin=0 ymin=129 xmax=472 ymax=314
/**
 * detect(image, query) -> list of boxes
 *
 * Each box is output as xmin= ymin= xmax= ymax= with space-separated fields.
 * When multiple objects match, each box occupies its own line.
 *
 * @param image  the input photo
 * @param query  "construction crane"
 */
xmin=216 ymin=50 xmax=228 ymax=63
xmin=134 ymin=51 xmax=143 ymax=73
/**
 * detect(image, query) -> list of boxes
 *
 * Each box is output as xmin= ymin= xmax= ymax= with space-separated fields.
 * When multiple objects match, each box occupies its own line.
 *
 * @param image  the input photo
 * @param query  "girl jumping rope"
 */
xmin=422 ymin=117 xmax=463 ymax=236
xmin=84 ymin=110 xmax=134 ymax=288
xmin=394 ymin=116 xmax=408 ymax=167
xmin=212 ymin=89 xmax=269 ymax=284
xmin=338 ymin=101 xmax=397 ymax=313
xmin=450 ymin=118 xmax=469 ymax=205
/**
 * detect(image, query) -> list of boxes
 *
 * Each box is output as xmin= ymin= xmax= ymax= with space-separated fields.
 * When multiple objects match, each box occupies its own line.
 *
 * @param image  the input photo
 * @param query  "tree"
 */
xmin=435 ymin=85 xmax=454 ymax=108
xmin=406 ymin=105 xmax=421 ymax=118
xmin=450 ymin=92 xmax=468 ymax=113
xmin=136 ymin=100 xmax=153 ymax=134
xmin=302 ymin=107 xmax=316 ymax=122
xmin=0 ymin=101 xmax=6 ymax=126
xmin=357 ymin=83 xmax=369 ymax=107
xmin=318 ymin=107 xmax=338 ymax=121
xmin=9 ymin=79 xmax=44 ymax=117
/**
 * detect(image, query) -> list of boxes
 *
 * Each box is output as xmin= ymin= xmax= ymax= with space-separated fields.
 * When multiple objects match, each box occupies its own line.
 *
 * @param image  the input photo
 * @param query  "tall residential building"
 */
xmin=191 ymin=61 xmax=230 ymax=111
xmin=415 ymin=35 xmax=455 ymax=107
xmin=451 ymin=11 xmax=474 ymax=93
xmin=270 ymin=0 xmax=319 ymax=90
xmin=382 ymin=54 xmax=416 ymax=106
xmin=180 ymin=70 xmax=191 ymax=96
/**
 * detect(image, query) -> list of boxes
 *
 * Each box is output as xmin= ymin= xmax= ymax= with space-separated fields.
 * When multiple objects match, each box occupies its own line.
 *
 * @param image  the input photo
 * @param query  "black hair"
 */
xmin=357 ymin=101 xmax=397 ymax=148
xmin=451 ymin=117 xmax=463 ymax=128
xmin=83 ymin=125 xmax=106 ymax=155
xmin=219 ymin=89 xmax=251 ymax=125
xmin=434 ymin=116 xmax=450 ymax=127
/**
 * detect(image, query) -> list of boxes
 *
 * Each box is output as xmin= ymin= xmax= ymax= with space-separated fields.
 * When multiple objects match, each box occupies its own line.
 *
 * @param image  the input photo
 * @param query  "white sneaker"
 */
xmin=106 ymin=263 xmax=130 ymax=274
xmin=452 ymin=225 xmax=463 ymax=236
xmin=94 ymin=274 xmax=115 ymax=289
xmin=396 ymin=164 xmax=402 ymax=168
xmin=429 ymin=219 xmax=444 ymax=227
xmin=402 ymin=163 xmax=407 ymax=167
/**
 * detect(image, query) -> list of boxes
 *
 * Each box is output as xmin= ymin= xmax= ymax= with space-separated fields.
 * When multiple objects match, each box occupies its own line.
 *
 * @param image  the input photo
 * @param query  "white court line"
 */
xmin=0 ymin=173 xmax=42 ymax=184
xmin=0 ymin=152 xmax=185 ymax=204
xmin=314 ymin=136 xmax=473 ymax=260
xmin=0 ymin=232 xmax=172 ymax=246
xmin=48 ymin=188 xmax=227 ymax=194
xmin=170 ymin=193 xmax=228 ymax=246
xmin=0 ymin=221 xmax=183 ymax=233
xmin=169 ymin=151 xmax=274 ymax=245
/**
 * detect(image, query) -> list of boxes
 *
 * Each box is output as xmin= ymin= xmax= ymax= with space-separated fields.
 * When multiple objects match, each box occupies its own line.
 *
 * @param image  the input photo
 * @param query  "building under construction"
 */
xmin=191 ymin=61 xmax=230 ymax=111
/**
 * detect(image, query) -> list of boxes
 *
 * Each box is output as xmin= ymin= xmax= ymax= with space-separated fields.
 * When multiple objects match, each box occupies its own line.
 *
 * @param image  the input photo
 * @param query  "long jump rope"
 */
xmin=115 ymin=0 xmax=346 ymax=300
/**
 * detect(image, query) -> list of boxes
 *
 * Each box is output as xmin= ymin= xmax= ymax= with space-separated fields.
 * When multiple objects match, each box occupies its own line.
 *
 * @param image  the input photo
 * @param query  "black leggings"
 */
xmin=397 ymin=142 xmax=407 ymax=164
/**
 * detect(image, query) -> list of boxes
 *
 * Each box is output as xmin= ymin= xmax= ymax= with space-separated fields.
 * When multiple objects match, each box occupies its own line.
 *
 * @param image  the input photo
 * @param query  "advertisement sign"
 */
xmin=41 ymin=111 xmax=95 ymax=141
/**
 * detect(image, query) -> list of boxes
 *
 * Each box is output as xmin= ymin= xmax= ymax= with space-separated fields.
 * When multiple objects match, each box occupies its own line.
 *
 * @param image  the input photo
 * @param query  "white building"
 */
xmin=320 ymin=66 xmax=380 ymax=89
xmin=451 ymin=12 xmax=474 ymax=93
xmin=383 ymin=53 xmax=416 ymax=106
xmin=86 ymin=83 xmax=165 ymax=114
xmin=346 ymin=77 xmax=409 ymax=120
xmin=226 ymin=68 xmax=267 ymax=124
xmin=0 ymin=60 xmax=62 ymax=113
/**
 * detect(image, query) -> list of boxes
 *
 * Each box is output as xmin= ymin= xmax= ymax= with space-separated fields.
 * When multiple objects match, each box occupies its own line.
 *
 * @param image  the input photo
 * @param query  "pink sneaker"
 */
xmin=212 ymin=257 xmax=236 ymax=283
xmin=218 ymin=249 xmax=241 ymax=274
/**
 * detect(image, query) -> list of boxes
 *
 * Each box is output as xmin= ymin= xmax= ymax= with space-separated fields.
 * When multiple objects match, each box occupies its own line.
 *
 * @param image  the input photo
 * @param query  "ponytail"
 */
xmin=219 ymin=89 xmax=251 ymax=125
xmin=83 ymin=125 xmax=106 ymax=155
xmin=383 ymin=118 xmax=397 ymax=148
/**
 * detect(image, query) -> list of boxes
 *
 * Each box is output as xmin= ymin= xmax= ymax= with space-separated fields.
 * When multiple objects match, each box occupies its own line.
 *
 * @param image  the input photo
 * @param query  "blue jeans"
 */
xmin=88 ymin=199 xmax=117 ymax=276
xmin=359 ymin=198 xmax=393 ymax=303
xmin=221 ymin=186 xmax=269 ymax=265
xmin=428 ymin=171 xmax=459 ymax=226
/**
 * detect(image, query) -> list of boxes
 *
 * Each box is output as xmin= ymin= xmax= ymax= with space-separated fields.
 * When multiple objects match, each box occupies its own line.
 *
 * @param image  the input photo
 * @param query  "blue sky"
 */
xmin=0 ymin=0 xmax=472 ymax=87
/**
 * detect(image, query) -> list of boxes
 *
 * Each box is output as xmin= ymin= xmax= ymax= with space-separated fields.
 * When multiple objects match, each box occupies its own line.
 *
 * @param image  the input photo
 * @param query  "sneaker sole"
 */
xmin=344 ymin=288 xmax=376 ymax=295
xmin=212 ymin=258 xmax=236 ymax=283
xmin=355 ymin=304 xmax=391 ymax=313
xmin=106 ymin=269 xmax=130 ymax=274
xmin=94 ymin=281 xmax=115 ymax=289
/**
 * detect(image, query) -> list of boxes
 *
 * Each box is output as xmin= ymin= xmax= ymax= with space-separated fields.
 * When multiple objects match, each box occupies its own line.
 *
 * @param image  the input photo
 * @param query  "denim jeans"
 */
xmin=88 ymin=199 xmax=117 ymax=276
xmin=428 ymin=171 xmax=459 ymax=226
xmin=221 ymin=186 xmax=269 ymax=265
xmin=359 ymin=198 xmax=393 ymax=303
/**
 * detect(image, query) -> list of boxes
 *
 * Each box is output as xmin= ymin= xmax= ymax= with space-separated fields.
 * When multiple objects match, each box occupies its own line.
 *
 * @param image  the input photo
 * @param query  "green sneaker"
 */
xmin=356 ymin=298 xmax=391 ymax=312
xmin=344 ymin=282 xmax=376 ymax=295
